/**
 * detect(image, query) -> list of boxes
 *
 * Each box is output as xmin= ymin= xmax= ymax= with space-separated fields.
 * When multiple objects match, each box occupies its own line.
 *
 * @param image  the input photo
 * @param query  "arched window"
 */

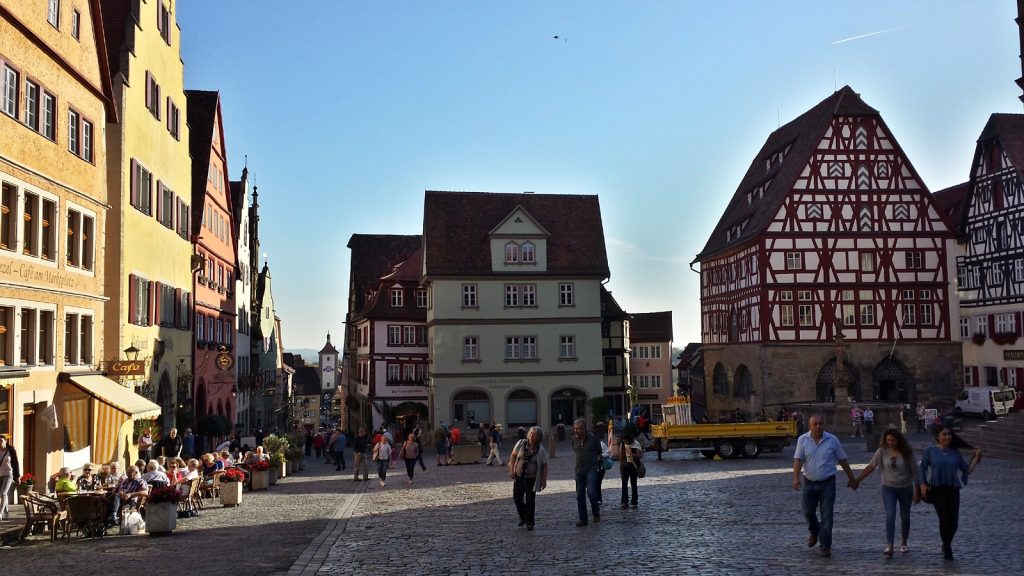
xmin=521 ymin=242 xmax=535 ymax=263
xmin=712 ymin=363 xmax=728 ymax=396
xmin=733 ymin=365 xmax=752 ymax=399
xmin=505 ymin=241 xmax=519 ymax=263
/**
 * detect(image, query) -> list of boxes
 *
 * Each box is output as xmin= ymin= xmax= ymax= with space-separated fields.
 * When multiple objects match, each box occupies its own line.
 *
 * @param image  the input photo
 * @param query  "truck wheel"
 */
xmin=954 ymin=407 xmax=963 ymax=417
xmin=699 ymin=450 xmax=717 ymax=459
xmin=716 ymin=442 xmax=738 ymax=459
xmin=982 ymin=410 xmax=992 ymax=421
xmin=740 ymin=441 xmax=761 ymax=458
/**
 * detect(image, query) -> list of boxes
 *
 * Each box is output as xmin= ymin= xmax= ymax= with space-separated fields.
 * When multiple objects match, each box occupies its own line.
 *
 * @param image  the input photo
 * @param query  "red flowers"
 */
xmin=250 ymin=460 xmax=270 ymax=471
xmin=19 ymin=473 xmax=35 ymax=485
xmin=221 ymin=468 xmax=246 ymax=483
xmin=148 ymin=485 xmax=185 ymax=504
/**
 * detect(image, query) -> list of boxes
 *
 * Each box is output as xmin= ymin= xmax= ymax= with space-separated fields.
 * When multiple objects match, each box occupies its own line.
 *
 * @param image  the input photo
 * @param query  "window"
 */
xmin=82 ymin=120 xmax=92 ymax=162
xmin=40 ymin=198 xmax=55 ymax=260
xmin=559 ymin=283 xmax=574 ymax=306
xmin=416 ymin=289 xmax=428 ymax=308
xmin=522 ymin=284 xmax=536 ymax=307
xmin=505 ymin=284 xmax=519 ymax=307
xmin=560 ymin=335 xmax=576 ymax=359
xmin=131 ymin=276 xmax=151 ymax=326
xmin=387 ymin=364 xmax=400 ymax=382
xmin=634 ymin=375 xmax=662 ymax=389
xmin=505 ymin=336 xmax=537 ymax=360
xmin=799 ymin=304 xmax=813 ymax=326
xmin=860 ymin=252 xmax=875 ymax=272
xmin=68 ymin=109 xmax=79 ymax=154
xmin=157 ymin=3 xmax=171 ymax=44
xmin=401 ymin=364 xmax=416 ymax=382
xmin=505 ymin=241 xmax=519 ymax=263
xmin=521 ymin=242 xmax=536 ymax=263
xmin=977 ymin=316 xmax=988 ymax=336
xmin=390 ymin=288 xmax=403 ymax=307
xmin=176 ymin=199 xmax=189 ymax=239
xmin=462 ymin=284 xmax=477 ymax=307
xmin=403 ymin=326 xmax=416 ymax=345
xmin=0 ymin=183 xmax=13 ymax=250
xmin=388 ymin=326 xmax=401 ymax=345
xmin=48 ymin=0 xmax=60 ymax=28
xmin=505 ymin=284 xmax=536 ymax=307
xmin=905 ymin=251 xmax=923 ymax=269
xmin=919 ymin=303 xmax=933 ymax=326
xmin=960 ymin=317 xmax=970 ymax=339
xmin=157 ymin=184 xmax=174 ymax=228
xmin=37 ymin=310 xmax=54 ymax=365
xmin=463 ymin=336 xmax=479 ymax=360
xmin=168 ymin=100 xmax=180 ymax=139
xmin=860 ymin=303 xmax=875 ymax=325
xmin=146 ymin=72 xmax=160 ymax=119
xmin=71 ymin=9 xmax=80 ymax=39
xmin=131 ymin=160 xmax=153 ymax=214
xmin=24 ymin=80 xmax=38 ymax=130
xmin=4 ymin=65 xmax=19 ymax=118
xmin=160 ymin=284 xmax=175 ymax=326
xmin=41 ymin=92 xmax=55 ymax=140
xmin=196 ymin=313 xmax=205 ymax=342
xmin=785 ymin=252 xmax=802 ymax=270
xmin=19 ymin=308 xmax=36 ymax=365
xmin=22 ymin=192 xmax=38 ymax=256
xmin=64 ymin=312 xmax=93 ymax=365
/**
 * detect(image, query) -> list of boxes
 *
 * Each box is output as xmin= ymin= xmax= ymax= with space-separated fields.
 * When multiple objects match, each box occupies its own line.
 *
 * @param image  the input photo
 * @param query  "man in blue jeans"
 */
xmin=792 ymin=415 xmax=857 ymax=557
xmin=571 ymin=418 xmax=601 ymax=527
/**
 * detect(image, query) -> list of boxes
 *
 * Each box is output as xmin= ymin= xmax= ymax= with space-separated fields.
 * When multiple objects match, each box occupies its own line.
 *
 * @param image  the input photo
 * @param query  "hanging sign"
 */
xmin=107 ymin=360 xmax=146 ymax=377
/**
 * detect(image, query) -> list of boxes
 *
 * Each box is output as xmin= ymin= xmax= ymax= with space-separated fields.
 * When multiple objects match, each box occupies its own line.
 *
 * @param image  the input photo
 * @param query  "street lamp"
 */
xmin=124 ymin=345 xmax=140 ymax=360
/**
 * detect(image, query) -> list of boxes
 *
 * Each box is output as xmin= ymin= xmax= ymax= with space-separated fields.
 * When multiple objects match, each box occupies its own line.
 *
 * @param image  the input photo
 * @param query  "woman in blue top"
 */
xmin=918 ymin=425 xmax=982 ymax=561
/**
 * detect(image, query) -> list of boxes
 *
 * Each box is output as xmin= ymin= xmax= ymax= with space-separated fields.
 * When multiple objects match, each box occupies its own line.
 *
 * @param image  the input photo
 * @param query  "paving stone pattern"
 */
xmin=3 ymin=435 xmax=1023 ymax=576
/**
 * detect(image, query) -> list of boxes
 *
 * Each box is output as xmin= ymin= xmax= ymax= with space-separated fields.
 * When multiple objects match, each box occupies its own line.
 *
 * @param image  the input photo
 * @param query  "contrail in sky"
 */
xmin=832 ymin=25 xmax=909 ymax=45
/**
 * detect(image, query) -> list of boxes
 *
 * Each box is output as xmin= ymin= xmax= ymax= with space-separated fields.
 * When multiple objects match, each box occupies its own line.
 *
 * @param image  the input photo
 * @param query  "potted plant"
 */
xmin=17 ymin=473 xmax=36 ymax=496
xmin=250 ymin=459 xmax=270 ymax=491
xmin=219 ymin=468 xmax=245 ymax=507
xmin=269 ymin=452 xmax=285 ymax=483
xmin=146 ymin=486 xmax=184 ymax=535
xmin=286 ymin=447 xmax=303 ymax=474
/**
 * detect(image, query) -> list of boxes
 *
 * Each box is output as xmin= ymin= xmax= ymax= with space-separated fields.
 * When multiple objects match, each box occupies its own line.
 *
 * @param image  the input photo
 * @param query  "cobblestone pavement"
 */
xmin=3 ymin=435 xmax=1022 ymax=576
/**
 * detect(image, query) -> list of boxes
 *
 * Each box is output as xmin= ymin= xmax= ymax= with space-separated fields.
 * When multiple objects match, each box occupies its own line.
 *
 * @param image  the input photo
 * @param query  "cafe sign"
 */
xmin=1004 ymin=350 xmax=1024 ymax=361
xmin=107 ymin=360 xmax=146 ymax=377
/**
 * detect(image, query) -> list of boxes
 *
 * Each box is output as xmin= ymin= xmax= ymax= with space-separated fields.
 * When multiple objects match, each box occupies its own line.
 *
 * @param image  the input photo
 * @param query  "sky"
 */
xmin=177 ymin=1 xmax=1022 ymax=351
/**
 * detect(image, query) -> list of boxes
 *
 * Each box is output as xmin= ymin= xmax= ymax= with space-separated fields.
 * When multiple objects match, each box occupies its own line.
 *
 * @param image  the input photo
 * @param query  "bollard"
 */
xmin=548 ymin=434 xmax=557 ymax=458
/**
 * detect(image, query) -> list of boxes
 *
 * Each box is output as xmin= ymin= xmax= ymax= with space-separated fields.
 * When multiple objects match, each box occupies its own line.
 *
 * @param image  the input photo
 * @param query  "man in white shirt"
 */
xmin=792 ymin=415 xmax=857 ymax=558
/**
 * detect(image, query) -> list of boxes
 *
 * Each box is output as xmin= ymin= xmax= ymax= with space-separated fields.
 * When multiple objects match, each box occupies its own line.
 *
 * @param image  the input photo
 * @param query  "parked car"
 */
xmin=954 ymin=386 xmax=1017 ymax=420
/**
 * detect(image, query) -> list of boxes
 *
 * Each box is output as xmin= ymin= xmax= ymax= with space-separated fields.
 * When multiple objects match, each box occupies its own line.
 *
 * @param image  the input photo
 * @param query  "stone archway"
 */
xmin=452 ymin=389 xmax=490 ymax=429
xmin=873 ymin=357 xmax=912 ymax=403
xmin=712 ymin=363 xmax=729 ymax=396
xmin=816 ymin=359 xmax=859 ymax=402
xmin=507 ymin=389 xmax=538 ymax=428
xmin=550 ymin=387 xmax=586 ymax=427
xmin=733 ymin=365 xmax=752 ymax=399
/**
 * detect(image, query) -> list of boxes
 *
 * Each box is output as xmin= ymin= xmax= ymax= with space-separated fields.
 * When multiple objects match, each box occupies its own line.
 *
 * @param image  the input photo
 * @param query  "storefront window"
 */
xmin=0 ymin=386 xmax=9 ymax=436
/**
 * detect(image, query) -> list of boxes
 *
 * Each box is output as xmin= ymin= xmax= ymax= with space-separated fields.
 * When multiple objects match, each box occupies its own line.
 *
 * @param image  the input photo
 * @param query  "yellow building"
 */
xmin=0 ymin=0 xmax=161 ymax=480
xmin=101 ymin=0 xmax=193 ymax=436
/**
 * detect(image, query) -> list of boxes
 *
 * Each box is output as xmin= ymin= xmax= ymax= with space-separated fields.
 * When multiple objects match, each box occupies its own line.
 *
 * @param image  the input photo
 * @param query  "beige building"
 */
xmin=628 ymin=311 xmax=673 ymax=420
xmin=1 ymin=0 xmax=159 ymax=479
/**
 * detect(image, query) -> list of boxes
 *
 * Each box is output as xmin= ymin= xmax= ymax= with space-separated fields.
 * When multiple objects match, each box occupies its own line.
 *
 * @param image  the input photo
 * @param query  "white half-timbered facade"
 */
xmin=695 ymin=87 xmax=961 ymax=419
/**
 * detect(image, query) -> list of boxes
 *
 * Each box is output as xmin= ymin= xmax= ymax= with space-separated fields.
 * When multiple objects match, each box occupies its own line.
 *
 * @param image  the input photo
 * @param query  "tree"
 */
xmin=589 ymin=397 xmax=610 ymax=425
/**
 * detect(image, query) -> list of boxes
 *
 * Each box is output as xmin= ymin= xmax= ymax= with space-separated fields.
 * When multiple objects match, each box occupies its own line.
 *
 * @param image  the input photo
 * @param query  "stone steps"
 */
xmin=958 ymin=412 xmax=1024 ymax=460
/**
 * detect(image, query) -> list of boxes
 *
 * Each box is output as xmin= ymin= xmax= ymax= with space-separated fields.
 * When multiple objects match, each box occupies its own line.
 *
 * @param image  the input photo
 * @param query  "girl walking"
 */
xmin=399 ymin=433 xmax=420 ymax=485
xmin=918 ymin=425 xmax=982 ymax=560
xmin=0 ymin=434 xmax=21 ymax=522
xmin=853 ymin=429 xmax=919 ymax=556
xmin=373 ymin=435 xmax=393 ymax=488
xmin=619 ymin=433 xmax=642 ymax=508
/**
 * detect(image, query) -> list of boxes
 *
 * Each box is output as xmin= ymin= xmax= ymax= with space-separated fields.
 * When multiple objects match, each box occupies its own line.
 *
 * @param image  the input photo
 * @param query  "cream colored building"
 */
xmin=1 ymin=0 xmax=159 ymax=479
xmin=101 ymin=0 xmax=193 ymax=434
xmin=422 ymin=192 xmax=610 ymax=431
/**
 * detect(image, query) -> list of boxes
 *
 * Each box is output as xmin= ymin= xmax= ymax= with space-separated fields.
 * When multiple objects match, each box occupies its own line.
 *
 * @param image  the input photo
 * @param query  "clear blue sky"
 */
xmin=177 ymin=1 xmax=1021 ymax=351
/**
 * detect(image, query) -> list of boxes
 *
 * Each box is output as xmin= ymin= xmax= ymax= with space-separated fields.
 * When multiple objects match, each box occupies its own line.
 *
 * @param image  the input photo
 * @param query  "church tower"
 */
xmin=319 ymin=333 xmax=339 ymax=392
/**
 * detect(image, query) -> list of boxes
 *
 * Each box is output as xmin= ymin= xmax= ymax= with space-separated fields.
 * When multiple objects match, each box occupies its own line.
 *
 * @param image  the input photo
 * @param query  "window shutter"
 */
xmin=130 ymin=159 xmax=137 ymax=207
xmin=989 ymin=314 xmax=996 ymax=334
xmin=971 ymin=366 xmax=979 ymax=386
xmin=128 ymin=274 xmax=137 ymax=324
xmin=156 ymin=180 xmax=163 ymax=222
xmin=147 ymin=170 xmax=154 ymax=215
xmin=156 ymin=5 xmax=163 ymax=33
xmin=1017 ymin=368 xmax=1024 ymax=385
xmin=155 ymin=84 xmax=161 ymax=120
xmin=148 ymin=281 xmax=156 ymax=326
xmin=166 ymin=13 xmax=172 ymax=45
xmin=145 ymin=71 xmax=151 ymax=110
xmin=185 ymin=293 xmax=191 ymax=328
xmin=174 ymin=287 xmax=182 ymax=328
xmin=165 ymin=97 xmax=171 ymax=131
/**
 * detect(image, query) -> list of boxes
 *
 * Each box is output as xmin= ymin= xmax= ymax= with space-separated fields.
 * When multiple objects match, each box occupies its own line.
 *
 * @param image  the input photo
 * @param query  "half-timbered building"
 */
xmin=694 ymin=86 xmax=961 ymax=420
xmin=953 ymin=114 xmax=1024 ymax=390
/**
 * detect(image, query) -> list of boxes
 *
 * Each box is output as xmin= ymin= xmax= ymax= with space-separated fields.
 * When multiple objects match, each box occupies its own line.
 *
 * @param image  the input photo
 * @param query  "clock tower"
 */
xmin=319 ymin=333 xmax=339 ymax=392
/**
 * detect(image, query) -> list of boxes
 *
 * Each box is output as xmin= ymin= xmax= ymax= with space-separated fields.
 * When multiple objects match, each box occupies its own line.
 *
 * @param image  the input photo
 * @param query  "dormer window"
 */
xmin=521 ymin=242 xmax=535 ymax=263
xmin=505 ymin=241 xmax=519 ymax=263
xmin=390 ymin=288 xmax=403 ymax=307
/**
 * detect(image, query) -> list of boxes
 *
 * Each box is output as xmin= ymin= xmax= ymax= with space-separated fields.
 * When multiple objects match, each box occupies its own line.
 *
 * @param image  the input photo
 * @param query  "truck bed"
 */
xmin=652 ymin=420 xmax=797 ymax=440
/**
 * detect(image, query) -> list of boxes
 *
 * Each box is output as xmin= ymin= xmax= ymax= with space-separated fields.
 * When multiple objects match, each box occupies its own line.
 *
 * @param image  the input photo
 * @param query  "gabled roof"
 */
xmin=600 ymin=286 xmax=628 ymax=320
xmin=346 ymin=234 xmax=422 ymax=315
xmin=422 ymin=191 xmax=609 ymax=277
xmin=932 ymin=182 xmax=969 ymax=237
xmin=363 ymin=248 xmax=427 ymax=320
xmin=184 ymin=90 xmax=222 ymax=238
xmin=292 ymin=367 xmax=321 ymax=396
xmin=629 ymin=311 xmax=673 ymax=342
xmin=97 ymin=0 xmax=131 ymax=79
xmin=229 ymin=167 xmax=248 ymax=243
xmin=319 ymin=333 xmax=339 ymax=355
xmin=695 ymin=86 xmax=881 ymax=262
xmin=978 ymin=113 xmax=1024 ymax=174
xmin=677 ymin=342 xmax=701 ymax=364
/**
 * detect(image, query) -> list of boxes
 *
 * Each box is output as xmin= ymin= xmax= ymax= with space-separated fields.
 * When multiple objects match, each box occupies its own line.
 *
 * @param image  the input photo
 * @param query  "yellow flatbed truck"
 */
xmin=649 ymin=397 xmax=797 ymax=459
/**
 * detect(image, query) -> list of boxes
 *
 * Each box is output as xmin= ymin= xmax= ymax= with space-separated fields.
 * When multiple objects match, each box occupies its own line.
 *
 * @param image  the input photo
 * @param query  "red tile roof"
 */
xmin=932 ymin=182 xmax=969 ymax=237
xmin=422 ymin=191 xmax=609 ymax=277
xmin=346 ymin=235 xmax=422 ymax=315
xmin=695 ymin=86 xmax=884 ymax=262
xmin=629 ymin=311 xmax=673 ymax=342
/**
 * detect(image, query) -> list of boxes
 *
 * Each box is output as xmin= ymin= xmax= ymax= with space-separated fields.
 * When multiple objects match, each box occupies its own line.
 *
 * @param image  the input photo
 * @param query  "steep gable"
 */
xmin=346 ymin=234 xmax=422 ymax=315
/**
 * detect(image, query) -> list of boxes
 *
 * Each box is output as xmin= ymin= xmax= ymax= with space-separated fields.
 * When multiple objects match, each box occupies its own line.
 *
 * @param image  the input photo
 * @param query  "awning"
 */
xmin=68 ymin=374 xmax=161 ymax=419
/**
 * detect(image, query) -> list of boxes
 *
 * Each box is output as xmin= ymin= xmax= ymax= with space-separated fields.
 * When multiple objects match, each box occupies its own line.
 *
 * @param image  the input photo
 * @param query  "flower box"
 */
xmin=146 ymin=502 xmax=177 ymax=535
xmin=220 ymin=480 xmax=242 ymax=507
xmin=251 ymin=469 xmax=269 ymax=491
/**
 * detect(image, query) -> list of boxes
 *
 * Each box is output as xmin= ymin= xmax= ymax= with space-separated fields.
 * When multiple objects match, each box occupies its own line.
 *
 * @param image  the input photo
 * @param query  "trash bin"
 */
xmin=548 ymin=434 xmax=557 ymax=458
xmin=865 ymin=433 xmax=880 ymax=451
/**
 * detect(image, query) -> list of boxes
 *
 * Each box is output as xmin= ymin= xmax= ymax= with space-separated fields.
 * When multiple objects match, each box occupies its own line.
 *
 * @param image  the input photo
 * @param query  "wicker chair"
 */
xmin=177 ymin=478 xmax=202 ymax=515
xmin=199 ymin=471 xmax=223 ymax=505
xmin=62 ymin=495 xmax=107 ymax=541
xmin=20 ymin=493 xmax=66 ymax=542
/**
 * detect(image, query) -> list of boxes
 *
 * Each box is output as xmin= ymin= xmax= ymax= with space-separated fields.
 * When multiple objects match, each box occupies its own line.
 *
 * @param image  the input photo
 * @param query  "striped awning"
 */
xmin=68 ymin=374 xmax=161 ymax=419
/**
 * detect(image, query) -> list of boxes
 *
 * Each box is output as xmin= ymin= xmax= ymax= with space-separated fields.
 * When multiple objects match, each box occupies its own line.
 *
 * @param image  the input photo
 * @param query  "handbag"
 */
xmin=601 ymin=455 xmax=614 ymax=470
xmin=636 ymin=459 xmax=647 ymax=479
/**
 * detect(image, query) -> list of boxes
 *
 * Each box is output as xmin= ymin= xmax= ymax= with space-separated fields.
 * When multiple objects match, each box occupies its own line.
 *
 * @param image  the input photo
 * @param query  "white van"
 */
xmin=954 ymin=386 xmax=1016 ymax=419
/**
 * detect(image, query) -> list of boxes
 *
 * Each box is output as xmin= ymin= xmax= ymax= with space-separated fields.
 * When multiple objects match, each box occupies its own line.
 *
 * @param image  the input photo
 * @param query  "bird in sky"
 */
xmin=553 ymin=35 xmax=567 ymax=42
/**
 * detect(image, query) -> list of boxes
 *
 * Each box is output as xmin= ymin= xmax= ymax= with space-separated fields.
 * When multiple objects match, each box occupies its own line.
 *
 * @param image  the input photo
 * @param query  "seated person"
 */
xmin=200 ymin=453 xmax=224 ymax=476
xmin=218 ymin=450 xmax=234 ymax=467
xmin=51 ymin=467 xmax=78 ymax=494
xmin=247 ymin=446 xmax=269 ymax=464
xmin=76 ymin=463 xmax=102 ymax=491
xmin=97 ymin=463 xmax=111 ymax=485
xmin=108 ymin=466 xmax=149 ymax=526
xmin=166 ymin=459 xmax=184 ymax=483
xmin=141 ymin=460 xmax=171 ymax=488
xmin=175 ymin=459 xmax=200 ymax=494
xmin=104 ymin=462 xmax=126 ymax=488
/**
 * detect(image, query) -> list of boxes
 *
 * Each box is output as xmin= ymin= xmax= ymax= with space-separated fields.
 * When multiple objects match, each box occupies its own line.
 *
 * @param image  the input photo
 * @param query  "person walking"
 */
xmin=853 ymin=429 xmax=919 ymax=556
xmin=0 ymin=434 xmax=20 ymax=522
xmin=485 ymin=424 xmax=504 ymax=466
xmin=619 ymin=432 xmax=642 ymax=509
xmin=181 ymin=428 xmax=196 ymax=459
xmin=851 ymin=406 xmax=864 ymax=438
xmin=916 ymin=404 xmax=927 ymax=434
xmin=863 ymin=407 xmax=875 ymax=435
xmin=352 ymin=427 xmax=370 ymax=482
xmin=159 ymin=427 xmax=183 ymax=459
xmin=412 ymin=426 xmax=427 ymax=472
xmin=313 ymin=429 xmax=326 ymax=460
xmin=918 ymin=425 xmax=983 ymax=561
xmin=792 ymin=415 xmax=858 ymax=557
xmin=433 ymin=424 xmax=448 ymax=466
xmin=571 ymin=418 xmax=601 ymax=527
xmin=595 ymin=421 xmax=609 ymax=506
xmin=332 ymin=428 xmax=348 ymax=471
xmin=399 ymin=433 xmax=420 ymax=485
xmin=478 ymin=423 xmax=489 ymax=459
xmin=373 ymin=434 xmax=392 ymax=487
xmin=508 ymin=426 xmax=548 ymax=531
